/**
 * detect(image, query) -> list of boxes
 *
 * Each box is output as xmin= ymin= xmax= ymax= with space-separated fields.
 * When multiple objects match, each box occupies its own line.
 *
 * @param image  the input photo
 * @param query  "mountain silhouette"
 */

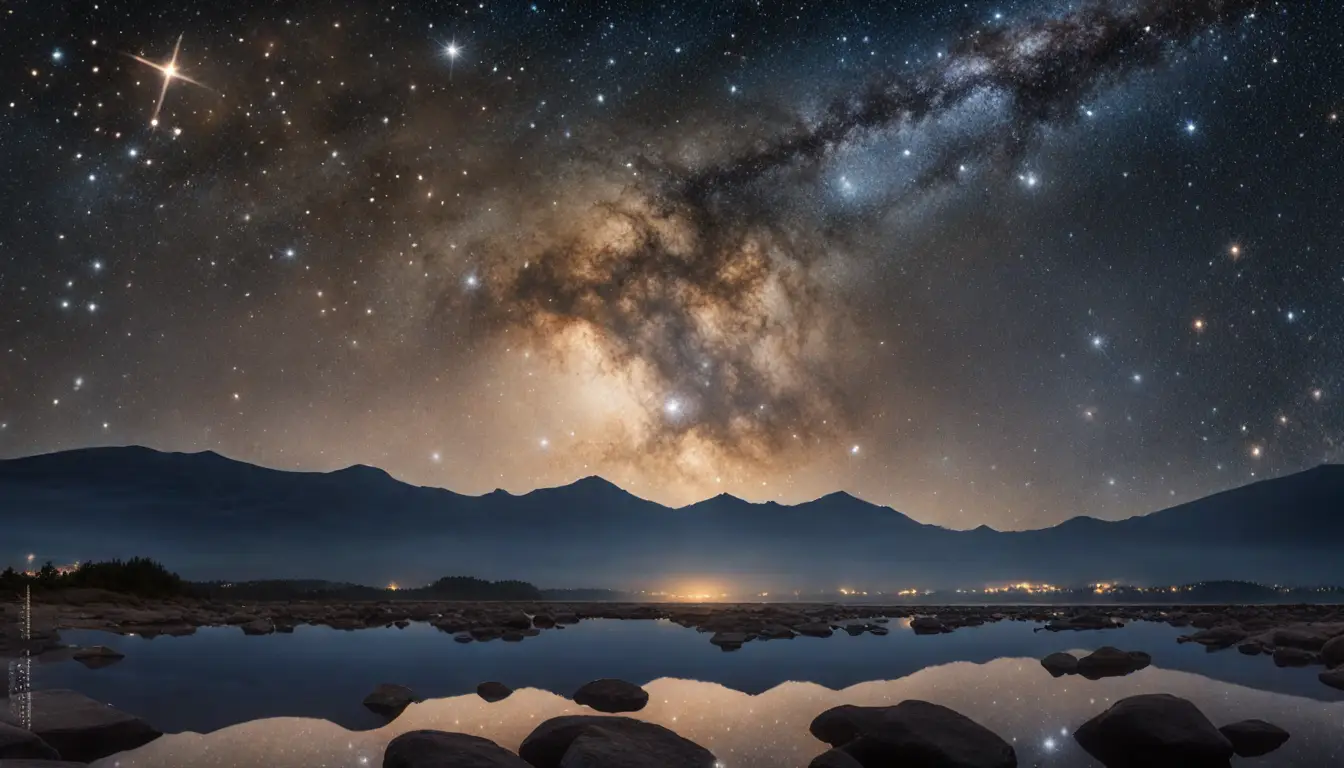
xmin=2 ymin=446 xmax=1341 ymax=591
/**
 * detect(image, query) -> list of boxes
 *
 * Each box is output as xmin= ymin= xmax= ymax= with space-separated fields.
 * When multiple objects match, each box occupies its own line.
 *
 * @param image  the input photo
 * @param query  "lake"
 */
xmin=24 ymin=617 xmax=1344 ymax=767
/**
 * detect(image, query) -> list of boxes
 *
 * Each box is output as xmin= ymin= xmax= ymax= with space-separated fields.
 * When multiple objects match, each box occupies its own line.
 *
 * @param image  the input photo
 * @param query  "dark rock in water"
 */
xmin=1321 ymin=634 xmax=1344 ymax=669
xmin=518 ymin=715 xmax=715 ymax=768
xmin=817 ymin=700 xmax=1015 ymax=768
xmin=808 ymin=748 xmax=865 ymax=768
xmin=1073 ymin=693 xmax=1233 ymax=768
xmin=502 ymin=631 xmax=526 ymax=642
xmin=1272 ymin=646 xmax=1315 ymax=667
xmin=795 ymin=622 xmax=834 ymax=638
xmin=1189 ymin=613 xmax=1221 ymax=629
xmin=1218 ymin=720 xmax=1290 ymax=757
xmin=810 ymin=706 xmax=887 ymax=747
xmin=0 ymin=689 xmax=161 ymax=763
xmin=1320 ymin=667 xmax=1344 ymax=691
xmin=1046 ymin=614 xmax=1119 ymax=631
xmin=572 ymin=679 xmax=649 ymax=713
xmin=1236 ymin=642 xmax=1263 ymax=656
xmin=477 ymin=682 xmax=513 ymax=703
xmin=1270 ymin=628 xmax=1331 ymax=651
xmin=363 ymin=683 xmax=418 ymax=717
xmin=1077 ymin=647 xmax=1151 ymax=679
xmin=454 ymin=632 xmax=474 ymax=644
xmin=0 ymin=722 xmax=60 ymax=761
xmin=393 ymin=620 xmax=409 ymax=629
xmin=1040 ymin=652 xmax=1078 ymax=677
xmin=501 ymin=611 xmax=533 ymax=630
xmin=383 ymin=729 xmax=530 ymax=768
xmin=910 ymin=616 xmax=948 ymax=635
xmin=71 ymin=645 xmax=125 ymax=670
xmin=532 ymin=614 xmax=556 ymax=629
xmin=471 ymin=627 xmax=504 ymax=642
xmin=239 ymin=619 xmax=274 ymax=636
xmin=1181 ymin=626 xmax=1245 ymax=648
xmin=759 ymin=625 xmax=797 ymax=640
xmin=710 ymin=632 xmax=749 ymax=650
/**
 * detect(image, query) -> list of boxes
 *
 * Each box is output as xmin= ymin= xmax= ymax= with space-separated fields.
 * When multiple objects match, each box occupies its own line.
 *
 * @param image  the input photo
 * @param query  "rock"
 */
xmin=572 ymin=679 xmax=649 ymax=713
xmin=1183 ymin=626 xmax=1245 ymax=648
xmin=532 ymin=614 xmax=556 ymax=629
xmin=71 ymin=645 xmax=125 ymax=670
xmin=909 ymin=616 xmax=947 ymax=635
xmin=795 ymin=622 xmax=834 ymax=638
xmin=759 ymin=625 xmax=797 ymax=640
xmin=501 ymin=611 xmax=533 ymax=630
xmin=1073 ymin=693 xmax=1233 ymax=768
xmin=383 ymin=729 xmax=530 ymax=768
xmin=1322 ymin=634 xmax=1344 ymax=668
xmin=239 ymin=619 xmax=274 ymax=636
xmin=1320 ymin=667 xmax=1344 ymax=691
xmin=502 ymin=631 xmax=526 ymax=642
xmin=519 ymin=715 xmax=715 ymax=768
xmin=810 ymin=706 xmax=887 ymax=746
xmin=1218 ymin=720 xmax=1289 ymax=757
xmin=1046 ymin=614 xmax=1119 ymax=631
xmin=1189 ymin=613 xmax=1221 ymax=629
xmin=1272 ymin=646 xmax=1315 ymax=667
xmin=362 ymin=683 xmax=418 ymax=717
xmin=814 ymin=700 xmax=1015 ymax=768
xmin=1236 ymin=642 xmax=1263 ymax=656
xmin=710 ymin=632 xmax=749 ymax=650
xmin=1040 ymin=652 xmax=1078 ymax=677
xmin=808 ymin=749 xmax=865 ymax=768
xmin=393 ymin=620 xmax=409 ymax=629
xmin=477 ymin=682 xmax=513 ymax=703
xmin=1272 ymin=628 xmax=1331 ymax=650
xmin=454 ymin=633 xmax=474 ymax=643
xmin=0 ymin=689 xmax=160 ymax=763
xmin=1076 ymin=647 xmax=1151 ymax=679
xmin=471 ymin=627 xmax=504 ymax=642
xmin=0 ymin=722 xmax=59 ymax=761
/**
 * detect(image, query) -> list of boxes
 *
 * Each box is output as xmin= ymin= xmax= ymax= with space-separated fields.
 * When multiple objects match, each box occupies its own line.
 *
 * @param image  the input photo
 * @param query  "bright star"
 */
xmin=1185 ymin=121 xmax=1197 ymax=134
xmin=664 ymin=398 xmax=681 ymax=416
xmin=127 ymin=34 xmax=212 ymax=126
xmin=850 ymin=445 xmax=860 ymax=455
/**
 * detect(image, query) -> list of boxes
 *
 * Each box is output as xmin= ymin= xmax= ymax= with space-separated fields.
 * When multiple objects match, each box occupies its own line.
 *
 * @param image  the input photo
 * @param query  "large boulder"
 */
xmin=1076 ymin=647 xmax=1151 ymax=679
xmin=363 ymin=683 xmax=418 ymax=717
xmin=0 ymin=689 xmax=160 ymax=763
xmin=477 ymin=682 xmax=514 ymax=703
xmin=1218 ymin=720 xmax=1289 ymax=757
xmin=1322 ymin=634 xmax=1344 ymax=669
xmin=909 ymin=617 xmax=947 ymax=635
xmin=809 ymin=749 xmax=865 ymax=768
xmin=239 ymin=619 xmax=274 ymax=636
xmin=0 ymin=722 xmax=59 ymax=761
xmin=1040 ymin=652 xmax=1078 ymax=677
xmin=572 ymin=680 xmax=648 ymax=713
xmin=810 ymin=700 xmax=1015 ymax=768
xmin=1073 ymin=693 xmax=1233 ymax=767
xmin=519 ymin=715 xmax=715 ymax=768
xmin=1321 ymin=667 xmax=1344 ymax=691
xmin=383 ymin=730 xmax=530 ymax=768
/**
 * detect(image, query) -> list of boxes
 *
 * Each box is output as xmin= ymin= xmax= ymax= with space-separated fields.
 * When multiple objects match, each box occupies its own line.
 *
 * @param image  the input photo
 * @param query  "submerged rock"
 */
xmin=1077 ymin=647 xmax=1151 ymax=679
xmin=810 ymin=700 xmax=1015 ymax=768
xmin=71 ymin=645 xmax=126 ymax=669
xmin=572 ymin=679 xmax=649 ymax=713
xmin=1073 ymin=693 xmax=1233 ymax=767
xmin=1040 ymin=652 xmax=1078 ymax=677
xmin=1320 ymin=667 xmax=1344 ymax=691
xmin=1218 ymin=719 xmax=1290 ymax=757
xmin=518 ymin=715 xmax=715 ymax=768
xmin=477 ymin=681 xmax=513 ymax=703
xmin=0 ymin=722 xmax=60 ymax=761
xmin=0 ymin=689 xmax=161 ymax=763
xmin=362 ymin=683 xmax=418 ymax=717
xmin=383 ymin=729 xmax=529 ymax=768
xmin=1272 ymin=646 xmax=1315 ymax=667
xmin=1321 ymin=634 xmax=1344 ymax=668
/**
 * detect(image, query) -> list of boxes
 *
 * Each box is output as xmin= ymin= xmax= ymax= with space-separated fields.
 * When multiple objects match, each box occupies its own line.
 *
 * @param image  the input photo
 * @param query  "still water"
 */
xmin=26 ymin=617 xmax=1344 ymax=767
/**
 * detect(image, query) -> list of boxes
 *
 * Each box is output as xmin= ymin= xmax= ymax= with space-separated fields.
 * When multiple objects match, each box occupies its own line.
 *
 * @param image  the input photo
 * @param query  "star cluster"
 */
xmin=0 ymin=0 xmax=1341 ymax=528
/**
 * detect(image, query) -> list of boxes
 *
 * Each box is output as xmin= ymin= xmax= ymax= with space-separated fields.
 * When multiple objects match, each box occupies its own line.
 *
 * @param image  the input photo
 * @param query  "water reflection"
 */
xmin=95 ymin=661 xmax=1344 ymax=768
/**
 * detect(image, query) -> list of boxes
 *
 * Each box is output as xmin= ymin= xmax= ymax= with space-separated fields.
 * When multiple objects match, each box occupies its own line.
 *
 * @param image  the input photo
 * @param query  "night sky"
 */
xmin=1 ymin=0 xmax=1340 ymax=530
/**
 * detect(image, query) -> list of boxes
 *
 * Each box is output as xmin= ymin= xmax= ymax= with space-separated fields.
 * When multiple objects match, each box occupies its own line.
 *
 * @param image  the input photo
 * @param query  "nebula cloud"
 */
xmin=454 ymin=0 xmax=1265 ymax=478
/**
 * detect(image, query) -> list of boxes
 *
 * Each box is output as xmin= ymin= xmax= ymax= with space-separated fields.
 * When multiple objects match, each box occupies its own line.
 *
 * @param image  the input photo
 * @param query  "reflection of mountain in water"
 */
xmin=95 ymin=659 xmax=1344 ymax=768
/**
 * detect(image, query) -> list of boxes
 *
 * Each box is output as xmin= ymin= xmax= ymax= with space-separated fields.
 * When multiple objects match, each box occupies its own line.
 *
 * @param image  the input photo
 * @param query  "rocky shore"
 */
xmin=3 ymin=591 xmax=1343 ymax=692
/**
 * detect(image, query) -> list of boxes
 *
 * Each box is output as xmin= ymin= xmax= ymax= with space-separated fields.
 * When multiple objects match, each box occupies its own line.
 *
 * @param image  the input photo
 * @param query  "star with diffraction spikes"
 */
xmin=126 ymin=34 xmax=213 ymax=127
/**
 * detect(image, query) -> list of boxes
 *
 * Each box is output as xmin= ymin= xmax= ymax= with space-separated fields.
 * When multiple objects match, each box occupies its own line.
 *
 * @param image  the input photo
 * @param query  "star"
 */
xmin=127 ymin=34 xmax=212 ymax=126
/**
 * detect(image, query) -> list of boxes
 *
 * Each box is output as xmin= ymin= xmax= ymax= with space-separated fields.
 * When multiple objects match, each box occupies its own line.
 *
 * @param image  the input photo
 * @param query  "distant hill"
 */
xmin=2 ymin=446 xmax=1342 ymax=590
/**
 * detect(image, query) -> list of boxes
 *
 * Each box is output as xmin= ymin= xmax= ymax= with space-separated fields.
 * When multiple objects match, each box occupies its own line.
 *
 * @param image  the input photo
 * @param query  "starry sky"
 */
xmin=1 ymin=0 xmax=1340 ymax=530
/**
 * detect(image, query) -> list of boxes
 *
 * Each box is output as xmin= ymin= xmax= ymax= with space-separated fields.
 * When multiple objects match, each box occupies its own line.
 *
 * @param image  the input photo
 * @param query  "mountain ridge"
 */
xmin=2 ymin=446 xmax=1341 ymax=590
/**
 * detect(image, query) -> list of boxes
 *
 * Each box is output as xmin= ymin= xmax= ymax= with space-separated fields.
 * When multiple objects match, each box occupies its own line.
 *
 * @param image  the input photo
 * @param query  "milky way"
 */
xmin=1 ymin=0 xmax=1340 ymax=526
